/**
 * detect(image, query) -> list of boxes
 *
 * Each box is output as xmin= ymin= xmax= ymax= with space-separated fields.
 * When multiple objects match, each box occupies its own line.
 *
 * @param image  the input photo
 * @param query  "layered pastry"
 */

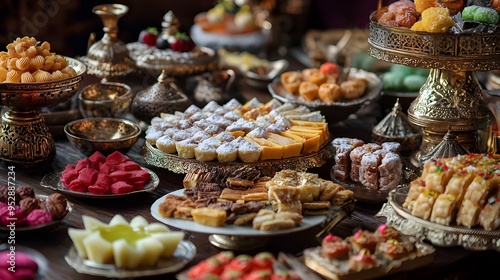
xmin=191 ymin=207 xmax=227 ymax=227
xmin=403 ymin=153 xmax=500 ymax=229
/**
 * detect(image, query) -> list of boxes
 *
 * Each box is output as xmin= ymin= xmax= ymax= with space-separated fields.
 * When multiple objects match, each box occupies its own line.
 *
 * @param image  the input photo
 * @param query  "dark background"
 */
xmin=0 ymin=0 xmax=394 ymax=57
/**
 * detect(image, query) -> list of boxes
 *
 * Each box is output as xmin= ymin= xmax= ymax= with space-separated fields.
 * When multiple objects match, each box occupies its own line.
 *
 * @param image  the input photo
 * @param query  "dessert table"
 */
xmin=0 ymin=55 xmax=498 ymax=280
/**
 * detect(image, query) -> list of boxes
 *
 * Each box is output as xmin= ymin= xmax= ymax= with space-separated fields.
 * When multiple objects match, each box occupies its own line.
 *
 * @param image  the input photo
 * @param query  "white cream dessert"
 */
xmin=68 ymin=215 xmax=184 ymax=269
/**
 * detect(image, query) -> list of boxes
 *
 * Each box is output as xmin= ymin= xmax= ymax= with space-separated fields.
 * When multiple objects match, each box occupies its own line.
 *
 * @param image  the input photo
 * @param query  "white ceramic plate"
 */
xmin=39 ymin=167 xmax=159 ymax=199
xmin=65 ymin=240 xmax=196 ymax=278
xmin=0 ymin=194 xmax=72 ymax=233
xmin=151 ymin=189 xmax=326 ymax=237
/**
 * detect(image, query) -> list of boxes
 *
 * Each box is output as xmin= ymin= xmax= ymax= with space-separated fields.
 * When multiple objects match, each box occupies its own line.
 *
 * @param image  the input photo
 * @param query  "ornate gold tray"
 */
xmin=369 ymin=19 xmax=500 ymax=71
xmin=142 ymin=139 xmax=334 ymax=174
xmin=377 ymin=186 xmax=500 ymax=252
xmin=126 ymin=43 xmax=219 ymax=77
xmin=369 ymin=16 xmax=498 ymax=167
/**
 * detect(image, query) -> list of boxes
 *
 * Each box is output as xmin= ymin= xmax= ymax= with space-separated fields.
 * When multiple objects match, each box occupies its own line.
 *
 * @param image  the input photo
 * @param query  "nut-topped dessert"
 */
xmin=303 ymin=224 xmax=435 ymax=279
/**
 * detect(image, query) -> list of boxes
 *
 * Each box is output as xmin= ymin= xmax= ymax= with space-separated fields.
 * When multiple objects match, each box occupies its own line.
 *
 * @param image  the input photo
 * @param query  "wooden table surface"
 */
xmin=1 ymin=56 xmax=499 ymax=280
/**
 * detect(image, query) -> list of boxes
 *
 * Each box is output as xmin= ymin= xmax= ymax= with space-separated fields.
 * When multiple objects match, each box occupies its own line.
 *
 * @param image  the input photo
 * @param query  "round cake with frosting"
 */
xmin=190 ymin=0 xmax=270 ymax=52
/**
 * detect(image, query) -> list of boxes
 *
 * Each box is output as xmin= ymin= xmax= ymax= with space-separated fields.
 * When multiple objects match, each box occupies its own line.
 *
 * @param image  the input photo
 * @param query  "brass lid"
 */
xmin=420 ymin=130 xmax=469 ymax=164
xmin=373 ymin=99 xmax=421 ymax=138
xmin=131 ymin=70 xmax=191 ymax=122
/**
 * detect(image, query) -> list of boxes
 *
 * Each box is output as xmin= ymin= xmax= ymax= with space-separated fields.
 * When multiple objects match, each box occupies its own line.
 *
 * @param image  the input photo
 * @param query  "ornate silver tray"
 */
xmin=126 ymin=43 xmax=219 ymax=76
xmin=377 ymin=186 xmax=500 ymax=252
xmin=142 ymin=139 xmax=334 ymax=174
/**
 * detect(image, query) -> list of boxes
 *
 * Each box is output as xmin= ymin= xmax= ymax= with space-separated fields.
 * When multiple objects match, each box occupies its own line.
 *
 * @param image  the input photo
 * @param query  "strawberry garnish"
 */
xmin=170 ymin=32 xmax=196 ymax=52
xmin=138 ymin=27 xmax=158 ymax=47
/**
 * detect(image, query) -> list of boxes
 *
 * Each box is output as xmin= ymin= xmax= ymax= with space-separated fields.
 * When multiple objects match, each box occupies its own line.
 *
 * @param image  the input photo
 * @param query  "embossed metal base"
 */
xmin=0 ymin=57 xmax=86 ymax=166
xmin=369 ymin=19 xmax=497 ymax=169
xmin=0 ymin=110 xmax=55 ymax=165
xmin=406 ymin=69 xmax=491 ymax=168
xmin=208 ymin=234 xmax=268 ymax=251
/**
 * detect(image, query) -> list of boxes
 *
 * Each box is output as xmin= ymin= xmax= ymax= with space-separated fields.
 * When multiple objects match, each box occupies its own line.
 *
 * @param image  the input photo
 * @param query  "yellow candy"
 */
xmin=420 ymin=7 xmax=455 ymax=33
xmin=411 ymin=21 xmax=426 ymax=32
xmin=414 ymin=0 xmax=435 ymax=13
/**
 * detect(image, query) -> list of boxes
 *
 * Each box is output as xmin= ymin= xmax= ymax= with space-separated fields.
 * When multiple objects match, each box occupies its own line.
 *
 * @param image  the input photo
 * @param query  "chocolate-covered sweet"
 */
xmin=0 ymin=184 xmax=8 ymax=203
xmin=16 ymin=186 xmax=36 ymax=200
xmin=43 ymin=193 xmax=68 ymax=220
xmin=0 ymin=184 xmax=21 ymax=204
xmin=19 ymin=197 xmax=40 ymax=215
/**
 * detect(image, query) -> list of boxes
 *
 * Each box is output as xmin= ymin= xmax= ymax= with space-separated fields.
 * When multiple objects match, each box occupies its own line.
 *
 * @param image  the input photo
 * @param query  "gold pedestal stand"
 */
xmin=0 ymin=58 xmax=87 ymax=166
xmin=368 ymin=20 xmax=500 ymax=169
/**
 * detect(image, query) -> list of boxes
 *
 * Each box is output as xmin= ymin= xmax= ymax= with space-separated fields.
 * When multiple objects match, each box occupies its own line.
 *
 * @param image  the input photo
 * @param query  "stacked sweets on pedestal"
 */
xmin=370 ymin=0 xmax=500 ymax=168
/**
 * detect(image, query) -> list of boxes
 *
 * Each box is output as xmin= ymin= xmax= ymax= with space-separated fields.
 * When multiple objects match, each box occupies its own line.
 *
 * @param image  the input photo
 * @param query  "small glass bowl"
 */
xmin=78 ymin=82 xmax=132 ymax=118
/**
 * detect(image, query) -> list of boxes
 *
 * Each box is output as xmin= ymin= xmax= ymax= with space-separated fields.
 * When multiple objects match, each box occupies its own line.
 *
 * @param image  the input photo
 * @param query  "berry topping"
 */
xmin=138 ymin=27 xmax=158 ymax=47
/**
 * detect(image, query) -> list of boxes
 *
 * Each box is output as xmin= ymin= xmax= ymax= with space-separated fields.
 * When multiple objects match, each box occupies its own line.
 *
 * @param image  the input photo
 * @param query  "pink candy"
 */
xmin=25 ymin=209 xmax=52 ymax=227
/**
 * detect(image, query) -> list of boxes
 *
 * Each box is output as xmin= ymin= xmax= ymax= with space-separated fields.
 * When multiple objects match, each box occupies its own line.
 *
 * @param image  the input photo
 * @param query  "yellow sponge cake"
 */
xmin=283 ymin=130 xmax=321 ymax=154
xmin=245 ymin=136 xmax=283 ymax=160
xmin=291 ymin=120 xmax=329 ymax=137
xmin=289 ymin=125 xmax=326 ymax=145
xmin=267 ymin=133 xmax=303 ymax=158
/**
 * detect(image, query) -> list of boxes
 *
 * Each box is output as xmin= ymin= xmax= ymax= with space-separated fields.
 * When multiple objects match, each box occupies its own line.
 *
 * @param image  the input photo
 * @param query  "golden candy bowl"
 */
xmin=64 ymin=118 xmax=141 ymax=156
xmin=0 ymin=57 xmax=87 ymax=166
xmin=78 ymin=82 xmax=133 ymax=119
